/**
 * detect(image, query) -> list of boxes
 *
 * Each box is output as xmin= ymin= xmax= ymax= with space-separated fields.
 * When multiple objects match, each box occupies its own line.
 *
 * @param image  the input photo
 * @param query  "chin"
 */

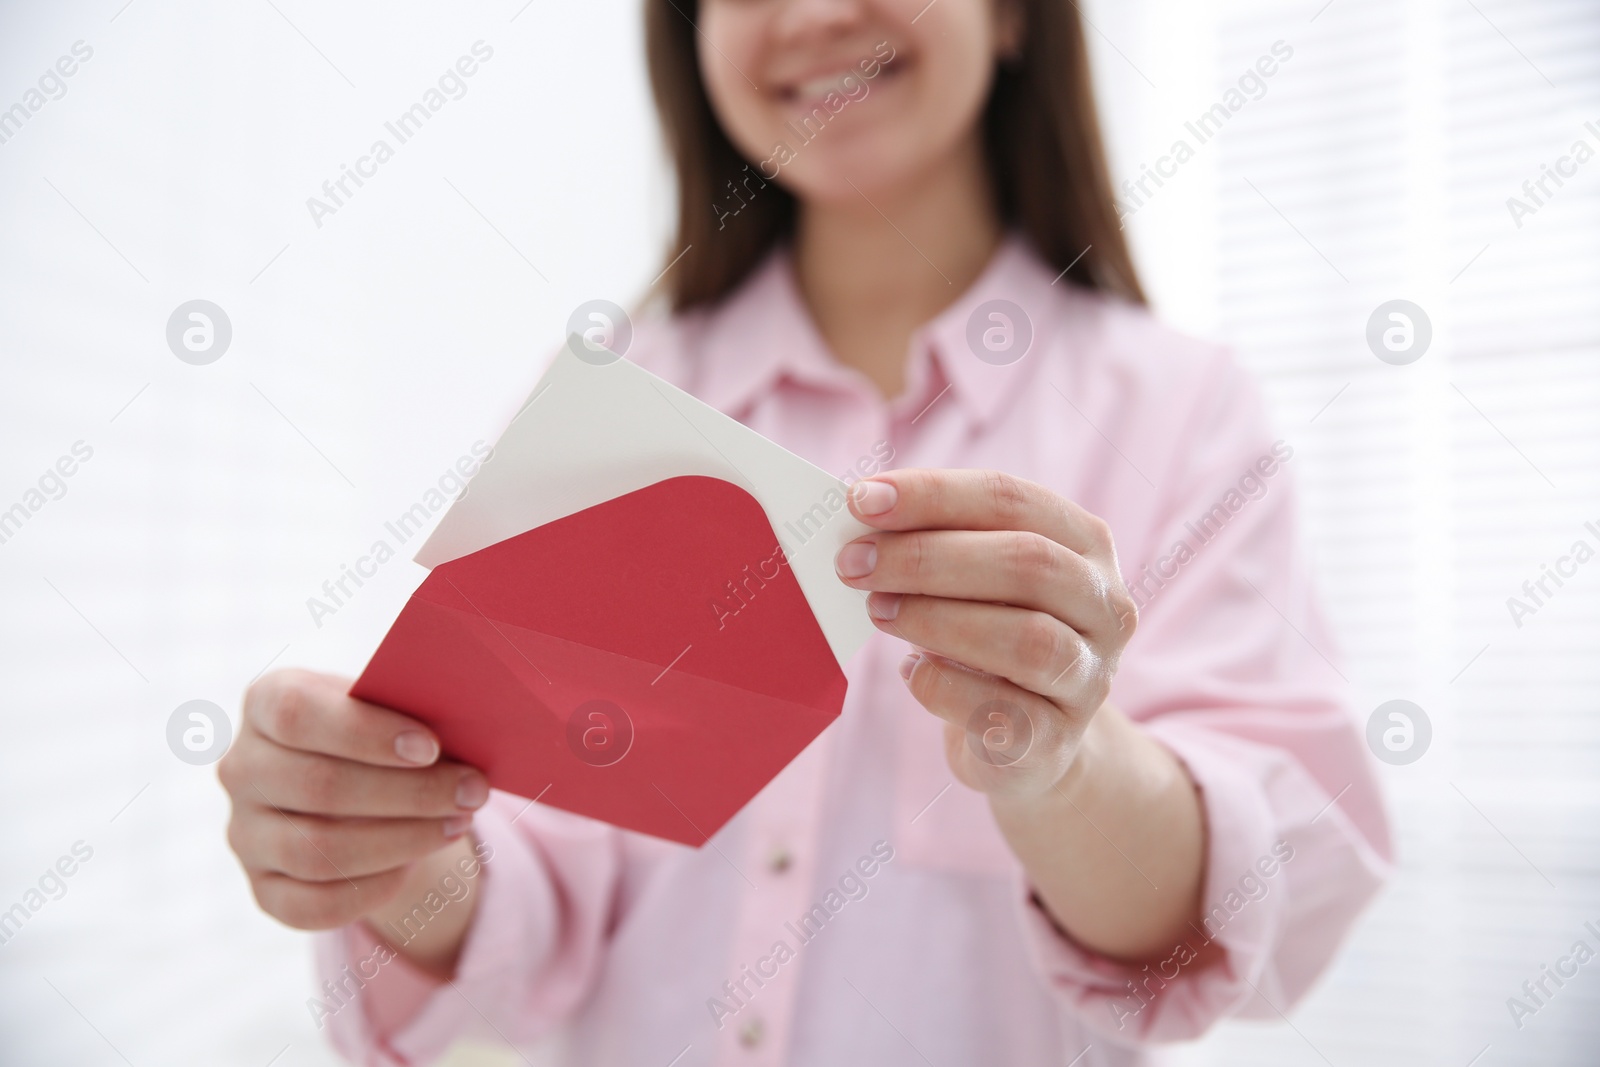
xmin=782 ymin=164 xmax=909 ymax=206
xmin=771 ymin=131 xmax=931 ymax=206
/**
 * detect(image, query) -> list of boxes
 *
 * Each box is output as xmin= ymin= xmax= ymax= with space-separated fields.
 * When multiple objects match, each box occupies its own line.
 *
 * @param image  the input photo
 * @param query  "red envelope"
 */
xmin=350 ymin=475 xmax=847 ymax=846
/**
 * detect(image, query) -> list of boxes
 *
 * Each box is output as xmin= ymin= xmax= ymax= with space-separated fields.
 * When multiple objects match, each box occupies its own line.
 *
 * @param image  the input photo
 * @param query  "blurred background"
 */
xmin=0 ymin=0 xmax=1595 ymax=1064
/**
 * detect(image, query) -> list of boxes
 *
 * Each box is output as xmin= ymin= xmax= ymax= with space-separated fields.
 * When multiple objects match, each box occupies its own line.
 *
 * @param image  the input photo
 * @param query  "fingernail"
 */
xmin=443 ymin=814 xmax=472 ymax=838
xmin=395 ymin=731 xmax=439 ymax=765
xmin=899 ymin=653 xmax=921 ymax=681
xmin=868 ymin=592 xmax=902 ymax=620
xmin=851 ymin=479 xmax=897 ymax=516
xmin=455 ymin=773 xmax=489 ymax=810
xmin=836 ymin=541 xmax=877 ymax=579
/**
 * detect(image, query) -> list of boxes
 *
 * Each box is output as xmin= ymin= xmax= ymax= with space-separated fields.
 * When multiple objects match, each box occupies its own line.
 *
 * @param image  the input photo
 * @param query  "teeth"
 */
xmin=795 ymin=72 xmax=855 ymax=99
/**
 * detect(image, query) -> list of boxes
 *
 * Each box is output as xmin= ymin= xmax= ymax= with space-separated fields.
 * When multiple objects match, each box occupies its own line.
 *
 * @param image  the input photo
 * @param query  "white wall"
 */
xmin=0 ymin=2 xmax=660 ymax=1063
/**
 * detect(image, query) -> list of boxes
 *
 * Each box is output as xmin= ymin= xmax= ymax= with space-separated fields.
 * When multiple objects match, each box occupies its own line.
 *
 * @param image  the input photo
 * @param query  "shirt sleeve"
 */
xmin=1018 ymin=352 xmax=1394 ymax=1043
xmin=311 ymin=791 xmax=622 ymax=1066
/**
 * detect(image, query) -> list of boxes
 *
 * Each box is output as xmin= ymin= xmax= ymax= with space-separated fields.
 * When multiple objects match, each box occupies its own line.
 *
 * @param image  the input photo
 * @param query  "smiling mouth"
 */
xmin=778 ymin=55 xmax=901 ymax=106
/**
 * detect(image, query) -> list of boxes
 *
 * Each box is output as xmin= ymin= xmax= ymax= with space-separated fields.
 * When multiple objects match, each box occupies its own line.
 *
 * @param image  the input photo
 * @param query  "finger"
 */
xmin=245 ymin=668 xmax=442 ymax=768
xmin=220 ymin=735 xmax=488 ymax=818
xmin=249 ymin=867 xmax=410 ymax=931
xmin=230 ymin=807 xmax=471 ymax=882
xmin=872 ymin=594 xmax=1110 ymax=710
xmin=837 ymin=528 xmax=1130 ymax=640
xmin=893 ymin=650 xmax=1028 ymax=729
xmin=847 ymin=468 xmax=1117 ymax=560
xmin=899 ymin=652 xmax=1077 ymax=788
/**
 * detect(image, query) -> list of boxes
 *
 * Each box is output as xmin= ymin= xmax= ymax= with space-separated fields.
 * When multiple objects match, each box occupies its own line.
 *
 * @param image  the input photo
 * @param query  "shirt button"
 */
xmin=739 ymin=1017 xmax=765 ymax=1048
xmin=766 ymin=845 xmax=792 ymax=873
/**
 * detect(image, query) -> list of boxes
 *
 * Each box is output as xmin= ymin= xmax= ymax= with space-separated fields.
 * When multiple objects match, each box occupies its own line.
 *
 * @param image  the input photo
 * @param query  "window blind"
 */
xmin=1123 ymin=0 xmax=1600 ymax=1062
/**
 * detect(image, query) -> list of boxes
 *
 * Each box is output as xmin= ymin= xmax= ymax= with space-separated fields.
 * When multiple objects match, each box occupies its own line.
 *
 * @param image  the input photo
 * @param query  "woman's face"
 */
xmin=697 ymin=0 xmax=1020 ymax=204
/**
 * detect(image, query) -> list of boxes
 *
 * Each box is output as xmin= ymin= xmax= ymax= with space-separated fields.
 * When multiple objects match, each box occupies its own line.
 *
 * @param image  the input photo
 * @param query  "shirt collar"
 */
xmin=689 ymin=249 xmax=845 ymax=418
xmin=916 ymin=232 xmax=1063 ymax=427
xmin=691 ymin=232 xmax=1061 ymax=426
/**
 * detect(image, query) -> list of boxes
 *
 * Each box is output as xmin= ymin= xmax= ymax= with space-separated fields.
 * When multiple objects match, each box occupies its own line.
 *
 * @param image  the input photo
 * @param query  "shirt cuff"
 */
xmin=1016 ymin=721 xmax=1285 ymax=1043
xmin=313 ymin=793 xmax=558 ymax=1066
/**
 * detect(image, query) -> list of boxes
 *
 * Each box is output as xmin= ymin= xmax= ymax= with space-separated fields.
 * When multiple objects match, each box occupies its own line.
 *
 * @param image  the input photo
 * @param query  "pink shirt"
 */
xmin=314 ymin=235 xmax=1392 ymax=1066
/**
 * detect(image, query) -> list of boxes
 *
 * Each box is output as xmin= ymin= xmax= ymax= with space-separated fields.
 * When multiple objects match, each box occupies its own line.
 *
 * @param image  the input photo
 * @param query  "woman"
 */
xmin=220 ymin=0 xmax=1392 ymax=1063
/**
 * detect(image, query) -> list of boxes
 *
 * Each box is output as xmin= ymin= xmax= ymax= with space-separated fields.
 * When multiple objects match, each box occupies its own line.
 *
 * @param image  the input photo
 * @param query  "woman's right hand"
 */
xmin=219 ymin=668 xmax=490 ymax=933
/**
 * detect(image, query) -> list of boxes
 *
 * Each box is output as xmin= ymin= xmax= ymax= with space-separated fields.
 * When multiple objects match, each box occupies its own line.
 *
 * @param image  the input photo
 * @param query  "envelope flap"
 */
xmin=418 ymin=475 xmax=842 ymax=711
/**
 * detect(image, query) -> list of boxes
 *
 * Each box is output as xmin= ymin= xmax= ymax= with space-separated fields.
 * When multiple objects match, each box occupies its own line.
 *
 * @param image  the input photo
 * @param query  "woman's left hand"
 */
xmin=835 ymin=468 xmax=1139 ymax=799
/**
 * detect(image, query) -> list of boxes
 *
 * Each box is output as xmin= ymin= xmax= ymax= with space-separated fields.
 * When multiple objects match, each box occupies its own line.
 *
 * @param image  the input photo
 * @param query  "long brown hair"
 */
xmin=644 ymin=0 xmax=1145 ymax=311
